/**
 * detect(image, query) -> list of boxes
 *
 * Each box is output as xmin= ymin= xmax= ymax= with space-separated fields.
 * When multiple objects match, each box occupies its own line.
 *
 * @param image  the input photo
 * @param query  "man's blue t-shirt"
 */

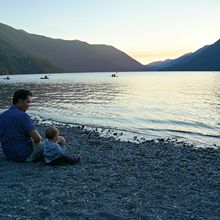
xmin=0 ymin=106 xmax=35 ymax=161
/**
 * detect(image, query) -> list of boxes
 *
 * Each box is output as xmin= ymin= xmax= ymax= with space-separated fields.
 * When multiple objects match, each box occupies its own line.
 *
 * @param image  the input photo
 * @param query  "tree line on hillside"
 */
xmin=0 ymin=22 xmax=219 ymax=73
xmin=0 ymin=48 xmax=59 ymax=75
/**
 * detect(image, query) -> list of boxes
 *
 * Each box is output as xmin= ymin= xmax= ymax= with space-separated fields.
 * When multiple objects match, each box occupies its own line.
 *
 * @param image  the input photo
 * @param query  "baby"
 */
xmin=43 ymin=126 xmax=80 ymax=165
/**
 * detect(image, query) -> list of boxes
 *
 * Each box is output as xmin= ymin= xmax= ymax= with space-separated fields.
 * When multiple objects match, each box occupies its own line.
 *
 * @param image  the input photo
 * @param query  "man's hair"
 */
xmin=45 ymin=126 xmax=58 ymax=140
xmin=13 ymin=89 xmax=32 ymax=104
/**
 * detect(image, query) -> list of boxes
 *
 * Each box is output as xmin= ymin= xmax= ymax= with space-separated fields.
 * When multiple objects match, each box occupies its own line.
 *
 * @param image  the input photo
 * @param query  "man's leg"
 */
xmin=26 ymin=143 xmax=43 ymax=162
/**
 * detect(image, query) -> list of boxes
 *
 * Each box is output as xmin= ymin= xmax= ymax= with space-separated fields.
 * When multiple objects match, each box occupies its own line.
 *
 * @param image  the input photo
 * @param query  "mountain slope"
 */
xmin=163 ymin=40 xmax=220 ymax=71
xmin=0 ymin=23 xmax=143 ymax=72
xmin=142 ymin=59 xmax=174 ymax=71
xmin=0 ymin=38 xmax=59 ymax=74
xmin=143 ymin=45 xmax=210 ymax=71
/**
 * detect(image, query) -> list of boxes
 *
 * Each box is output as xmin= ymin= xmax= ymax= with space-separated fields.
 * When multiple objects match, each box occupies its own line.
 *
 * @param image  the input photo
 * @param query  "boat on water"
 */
xmin=40 ymin=75 xmax=49 ymax=79
xmin=3 ymin=75 xmax=10 ymax=80
xmin=111 ymin=72 xmax=118 ymax=77
xmin=111 ymin=73 xmax=118 ymax=77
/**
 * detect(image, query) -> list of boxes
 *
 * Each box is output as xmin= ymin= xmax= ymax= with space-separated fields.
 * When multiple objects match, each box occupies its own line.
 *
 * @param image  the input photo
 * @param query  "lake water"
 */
xmin=0 ymin=72 xmax=219 ymax=147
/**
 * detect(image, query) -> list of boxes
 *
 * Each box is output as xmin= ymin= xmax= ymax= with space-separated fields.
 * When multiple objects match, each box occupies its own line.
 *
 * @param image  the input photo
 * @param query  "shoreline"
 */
xmin=0 ymin=120 xmax=219 ymax=219
xmin=33 ymin=115 xmax=218 ymax=149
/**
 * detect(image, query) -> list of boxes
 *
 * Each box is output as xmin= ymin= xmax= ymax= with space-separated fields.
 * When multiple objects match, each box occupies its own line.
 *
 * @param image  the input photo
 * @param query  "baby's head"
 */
xmin=45 ymin=126 xmax=59 ymax=141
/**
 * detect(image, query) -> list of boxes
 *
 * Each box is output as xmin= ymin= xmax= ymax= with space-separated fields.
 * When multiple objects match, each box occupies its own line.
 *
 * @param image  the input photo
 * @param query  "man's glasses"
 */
xmin=24 ymin=99 xmax=31 ymax=103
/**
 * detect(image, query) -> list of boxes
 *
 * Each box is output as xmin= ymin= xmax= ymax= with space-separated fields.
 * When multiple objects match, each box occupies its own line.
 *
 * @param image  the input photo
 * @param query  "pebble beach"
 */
xmin=0 ymin=121 xmax=219 ymax=220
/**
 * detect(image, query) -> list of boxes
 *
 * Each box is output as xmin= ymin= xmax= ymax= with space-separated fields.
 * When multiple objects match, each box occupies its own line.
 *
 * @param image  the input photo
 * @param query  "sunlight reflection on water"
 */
xmin=0 ymin=72 xmax=220 ymax=146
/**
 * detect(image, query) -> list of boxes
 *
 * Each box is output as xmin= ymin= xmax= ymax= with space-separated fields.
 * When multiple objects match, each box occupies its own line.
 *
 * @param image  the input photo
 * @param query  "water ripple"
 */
xmin=0 ymin=72 xmax=220 ymax=146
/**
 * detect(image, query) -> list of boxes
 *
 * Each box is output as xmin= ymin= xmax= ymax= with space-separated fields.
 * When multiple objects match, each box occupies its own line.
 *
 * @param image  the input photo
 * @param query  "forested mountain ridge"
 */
xmin=0 ymin=23 xmax=143 ymax=73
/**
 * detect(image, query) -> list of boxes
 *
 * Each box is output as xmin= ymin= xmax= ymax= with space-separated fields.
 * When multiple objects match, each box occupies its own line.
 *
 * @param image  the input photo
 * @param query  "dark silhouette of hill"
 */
xmin=162 ymin=41 xmax=220 ymax=71
xmin=0 ymin=35 xmax=59 ymax=74
xmin=0 ymin=23 xmax=143 ymax=73
xmin=143 ymin=45 xmax=210 ymax=71
xmin=142 ymin=59 xmax=176 ymax=71
xmin=1 ymin=23 xmax=219 ymax=73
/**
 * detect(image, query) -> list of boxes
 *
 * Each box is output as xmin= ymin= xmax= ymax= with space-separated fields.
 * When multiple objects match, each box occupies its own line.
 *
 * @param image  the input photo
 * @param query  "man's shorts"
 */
xmin=26 ymin=143 xmax=43 ymax=162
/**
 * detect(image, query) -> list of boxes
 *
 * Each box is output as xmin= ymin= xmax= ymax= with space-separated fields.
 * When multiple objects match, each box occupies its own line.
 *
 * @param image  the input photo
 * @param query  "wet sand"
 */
xmin=0 ymin=121 xmax=219 ymax=219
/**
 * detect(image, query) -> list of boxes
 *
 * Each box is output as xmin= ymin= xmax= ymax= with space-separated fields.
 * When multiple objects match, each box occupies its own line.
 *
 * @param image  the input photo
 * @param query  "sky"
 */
xmin=0 ymin=0 xmax=220 ymax=64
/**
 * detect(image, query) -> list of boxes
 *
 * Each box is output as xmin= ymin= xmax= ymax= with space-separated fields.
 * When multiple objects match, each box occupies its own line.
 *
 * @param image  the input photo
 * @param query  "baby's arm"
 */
xmin=57 ymin=136 xmax=66 ymax=145
xmin=57 ymin=145 xmax=65 ymax=154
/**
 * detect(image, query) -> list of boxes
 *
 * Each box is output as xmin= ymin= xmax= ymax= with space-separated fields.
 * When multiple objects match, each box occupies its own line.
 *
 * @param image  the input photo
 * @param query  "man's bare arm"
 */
xmin=29 ymin=129 xmax=41 ymax=144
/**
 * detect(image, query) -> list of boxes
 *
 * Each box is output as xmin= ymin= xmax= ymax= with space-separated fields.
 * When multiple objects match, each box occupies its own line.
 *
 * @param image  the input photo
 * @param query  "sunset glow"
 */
xmin=0 ymin=0 xmax=219 ymax=64
xmin=128 ymin=50 xmax=192 ymax=64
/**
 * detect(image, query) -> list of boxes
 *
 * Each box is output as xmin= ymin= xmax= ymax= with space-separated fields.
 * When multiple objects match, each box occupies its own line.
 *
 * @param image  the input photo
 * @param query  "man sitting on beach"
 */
xmin=0 ymin=89 xmax=43 ymax=162
xmin=43 ymin=126 xmax=80 ymax=165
